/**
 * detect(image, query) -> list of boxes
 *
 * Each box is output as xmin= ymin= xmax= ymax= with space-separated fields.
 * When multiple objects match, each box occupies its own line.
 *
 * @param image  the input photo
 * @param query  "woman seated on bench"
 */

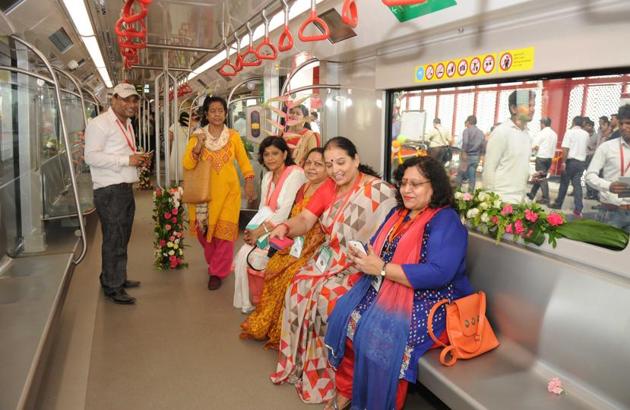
xmin=324 ymin=156 xmax=473 ymax=410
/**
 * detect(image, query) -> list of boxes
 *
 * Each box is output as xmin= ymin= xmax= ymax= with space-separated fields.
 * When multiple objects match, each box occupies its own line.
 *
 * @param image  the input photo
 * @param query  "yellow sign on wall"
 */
xmin=414 ymin=47 xmax=535 ymax=83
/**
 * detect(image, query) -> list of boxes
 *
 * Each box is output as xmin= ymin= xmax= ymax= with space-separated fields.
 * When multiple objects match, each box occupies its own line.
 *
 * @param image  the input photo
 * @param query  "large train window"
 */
xmin=386 ymin=73 xmax=630 ymax=237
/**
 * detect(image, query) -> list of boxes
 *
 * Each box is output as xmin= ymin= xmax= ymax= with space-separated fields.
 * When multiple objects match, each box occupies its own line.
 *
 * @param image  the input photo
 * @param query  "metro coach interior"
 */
xmin=1 ymin=0 xmax=629 ymax=409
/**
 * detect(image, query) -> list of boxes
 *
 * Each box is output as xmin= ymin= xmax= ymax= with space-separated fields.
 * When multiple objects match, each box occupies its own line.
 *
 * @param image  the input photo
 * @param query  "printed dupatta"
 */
xmin=325 ymin=207 xmax=441 ymax=410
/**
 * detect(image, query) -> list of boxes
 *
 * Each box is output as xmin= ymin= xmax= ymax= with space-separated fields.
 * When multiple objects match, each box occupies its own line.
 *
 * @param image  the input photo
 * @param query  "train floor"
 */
xmin=35 ymin=188 xmax=446 ymax=410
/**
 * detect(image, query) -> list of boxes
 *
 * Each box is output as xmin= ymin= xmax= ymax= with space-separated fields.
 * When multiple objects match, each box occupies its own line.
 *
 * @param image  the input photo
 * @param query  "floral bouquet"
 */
xmin=455 ymin=190 xmax=566 ymax=247
xmin=138 ymin=163 xmax=153 ymax=190
xmin=153 ymin=186 xmax=187 ymax=269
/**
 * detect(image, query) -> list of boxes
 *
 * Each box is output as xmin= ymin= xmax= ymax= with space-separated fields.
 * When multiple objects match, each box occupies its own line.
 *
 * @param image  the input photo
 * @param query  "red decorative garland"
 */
xmin=115 ymin=0 xmax=152 ymax=70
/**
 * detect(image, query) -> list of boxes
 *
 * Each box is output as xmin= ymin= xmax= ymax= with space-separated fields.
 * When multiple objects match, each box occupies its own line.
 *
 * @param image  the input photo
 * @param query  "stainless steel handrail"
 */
xmin=227 ymin=76 xmax=263 ymax=107
xmin=282 ymin=84 xmax=341 ymax=94
xmin=82 ymin=88 xmax=101 ymax=114
xmin=0 ymin=65 xmax=54 ymax=83
xmin=166 ymin=72 xmax=178 ymax=183
xmin=279 ymin=57 xmax=320 ymax=97
xmin=10 ymin=35 xmax=87 ymax=266
xmin=154 ymin=72 xmax=164 ymax=189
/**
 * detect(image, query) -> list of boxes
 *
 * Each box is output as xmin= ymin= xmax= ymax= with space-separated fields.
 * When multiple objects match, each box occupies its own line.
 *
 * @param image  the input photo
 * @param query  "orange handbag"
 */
xmin=427 ymin=291 xmax=499 ymax=366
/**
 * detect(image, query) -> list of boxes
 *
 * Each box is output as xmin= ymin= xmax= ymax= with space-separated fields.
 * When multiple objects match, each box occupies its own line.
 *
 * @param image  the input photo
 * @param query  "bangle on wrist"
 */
xmin=244 ymin=175 xmax=254 ymax=181
xmin=262 ymin=223 xmax=270 ymax=233
xmin=380 ymin=262 xmax=387 ymax=278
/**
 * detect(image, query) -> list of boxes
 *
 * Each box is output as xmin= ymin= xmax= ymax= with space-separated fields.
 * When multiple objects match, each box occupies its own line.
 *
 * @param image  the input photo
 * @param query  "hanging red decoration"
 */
xmin=115 ymin=0 xmax=152 ymax=70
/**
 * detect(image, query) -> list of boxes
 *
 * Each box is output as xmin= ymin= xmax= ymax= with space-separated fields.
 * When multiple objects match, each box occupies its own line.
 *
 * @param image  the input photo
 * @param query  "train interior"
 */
xmin=0 ymin=0 xmax=629 ymax=409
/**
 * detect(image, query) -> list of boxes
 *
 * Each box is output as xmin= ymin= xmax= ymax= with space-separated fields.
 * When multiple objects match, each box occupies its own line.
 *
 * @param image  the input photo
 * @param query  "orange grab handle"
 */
xmin=381 ymin=0 xmax=427 ymax=5
xmin=218 ymin=60 xmax=238 ymax=77
xmin=298 ymin=10 xmax=330 ymax=42
xmin=233 ymin=53 xmax=244 ymax=72
xmin=278 ymin=25 xmax=294 ymax=52
xmin=241 ymin=46 xmax=262 ymax=67
xmin=341 ymin=0 xmax=358 ymax=28
xmin=256 ymin=37 xmax=278 ymax=60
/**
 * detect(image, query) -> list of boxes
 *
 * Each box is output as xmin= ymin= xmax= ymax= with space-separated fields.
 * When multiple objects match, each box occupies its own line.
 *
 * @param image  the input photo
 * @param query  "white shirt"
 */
xmin=426 ymin=125 xmax=452 ymax=148
xmin=168 ymin=123 xmax=189 ymax=181
xmin=482 ymin=120 xmax=532 ymax=203
xmin=585 ymin=138 xmax=630 ymax=206
xmin=259 ymin=167 xmax=306 ymax=224
xmin=561 ymin=126 xmax=589 ymax=161
xmin=310 ymin=121 xmax=320 ymax=134
xmin=532 ymin=126 xmax=558 ymax=159
xmin=85 ymin=108 xmax=139 ymax=189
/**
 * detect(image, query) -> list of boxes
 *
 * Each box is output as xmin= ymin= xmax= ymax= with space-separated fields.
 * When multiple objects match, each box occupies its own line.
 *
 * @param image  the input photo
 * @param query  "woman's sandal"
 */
xmin=324 ymin=395 xmax=351 ymax=410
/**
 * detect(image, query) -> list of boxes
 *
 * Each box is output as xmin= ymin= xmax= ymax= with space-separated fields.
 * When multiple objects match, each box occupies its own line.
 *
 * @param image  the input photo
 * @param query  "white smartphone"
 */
xmin=347 ymin=240 xmax=367 ymax=256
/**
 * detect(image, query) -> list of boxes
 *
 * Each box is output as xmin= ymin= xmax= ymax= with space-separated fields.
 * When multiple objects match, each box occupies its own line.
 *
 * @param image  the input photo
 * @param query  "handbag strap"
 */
xmin=427 ymin=298 xmax=450 ymax=347
xmin=246 ymin=246 xmax=266 ymax=271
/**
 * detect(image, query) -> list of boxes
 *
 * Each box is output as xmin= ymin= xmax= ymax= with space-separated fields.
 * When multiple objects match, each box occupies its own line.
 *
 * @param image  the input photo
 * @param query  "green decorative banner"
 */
xmin=388 ymin=0 xmax=457 ymax=22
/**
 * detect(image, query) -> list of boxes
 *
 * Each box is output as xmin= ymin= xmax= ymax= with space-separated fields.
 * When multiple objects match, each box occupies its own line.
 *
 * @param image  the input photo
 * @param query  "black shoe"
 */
xmin=549 ymin=203 xmax=562 ymax=210
xmin=538 ymin=198 xmax=549 ymax=205
xmin=105 ymin=288 xmax=136 ymax=304
xmin=208 ymin=275 xmax=222 ymax=290
xmin=123 ymin=280 xmax=141 ymax=288
xmin=526 ymin=193 xmax=534 ymax=201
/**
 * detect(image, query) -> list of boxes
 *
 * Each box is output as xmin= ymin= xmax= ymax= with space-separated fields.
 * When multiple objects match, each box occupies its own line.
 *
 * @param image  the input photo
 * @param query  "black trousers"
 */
xmin=529 ymin=157 xmax=552 ymax=200
xmin=555 ymin=159 xmax=586 ymax=212
xmin=94 ymin=183 xmax=136 ymax=292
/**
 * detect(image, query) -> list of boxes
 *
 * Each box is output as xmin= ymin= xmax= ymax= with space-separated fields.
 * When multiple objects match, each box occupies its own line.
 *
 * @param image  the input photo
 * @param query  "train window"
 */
xmin=387 ymin=72 xmax=630 ymax=239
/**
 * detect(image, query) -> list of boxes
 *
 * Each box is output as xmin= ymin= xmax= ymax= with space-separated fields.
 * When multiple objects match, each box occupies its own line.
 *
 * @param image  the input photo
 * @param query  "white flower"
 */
xmin=163 ymin=252 xmax=168 ymax=256
xmin=493 ymin=200 xmax=502 ymax=208
xmin=466 ymin=208 xmax=480 ymax=218
xmin=178 ymin=249 xmax=183 ymax=255
xmin=174 ymin=239 xmax=180 ymax=244
xmin=178 ymin=186 xmax=184 ymax=195
xmin=173 ymin=244 xmax=179 ymax=249
xmin=455 ymin=192 xmax=464 ymax=200
xmin=167 ymin=242 xmax=173 ymax=248
xmin=481 ymin=213 xmax=490 ymax=223
xmin=479 ymin=202 xmax=489 ymax=210
xmin=168 ymin=250 xmax=175 ymax=256
xmin=478 ymin=192 xmax=488 ymax=201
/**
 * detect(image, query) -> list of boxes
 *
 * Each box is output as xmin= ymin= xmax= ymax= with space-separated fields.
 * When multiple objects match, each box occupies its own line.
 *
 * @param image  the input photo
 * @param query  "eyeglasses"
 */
xmin=400 ymin=180 xmax=431 ymax=188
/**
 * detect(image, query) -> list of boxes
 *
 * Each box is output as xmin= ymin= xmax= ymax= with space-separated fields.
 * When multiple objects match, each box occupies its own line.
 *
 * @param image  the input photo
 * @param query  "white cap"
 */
xmin=113 ymin=83 xmax=139 ymax=98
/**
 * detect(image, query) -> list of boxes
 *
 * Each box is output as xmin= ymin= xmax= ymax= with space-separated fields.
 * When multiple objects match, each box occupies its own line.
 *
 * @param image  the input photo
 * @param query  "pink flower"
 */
xmin=171 ymin=217 xmax=177 ymax=224
xmin=491 ymin=216 xmax=499 ymax=225
xmin=169 ymin=236 xmax=175 ymax=241
xmin=463 ymin=192 xmax=473 ymax=201
xmin=505 ymin=223 xmax=513 ymax=234
xmin=165 ymin=224 xmax=172 ymax=231
xmin=547 ymin=377 xmax=564 ymax=395
xmin=172 ymin=208 xmax=179 ymax=215
xmin=169 ymin=255 xmax=177 ymax=261
xmin=164 ymin=212 xmax=172 ymax=219
xmin=501 ymin=204 xmax=513 ymax=216
xmin=547 ymin=213 xmax=564 ymax=226
xmin=525 ymin=209 xmax=539 ymax=223
xmin=159 ymin=239 xmax=166 ymax=247
xmin=514 ymin=219 xmax=525 ymax=235
xmin=155 ymin=188 xmax=162 ymax=196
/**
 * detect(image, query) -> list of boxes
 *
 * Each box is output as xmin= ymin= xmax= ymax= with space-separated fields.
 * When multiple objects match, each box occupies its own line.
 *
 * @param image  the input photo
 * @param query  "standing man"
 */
xmin=585 ymin=104 xmax=630 ymax=232
xmin=85 ymin=83 xmax=150 ymax=304
xmin=583 ymin=117 xmax=599 ymax=200
xmin=482 ymin=90 xmax=535 ymax=203
xmin=551 ymin=116 xmax=590 ymax=217
xmin=609 ymin=113 xmax=620 ymax=140
xmin=426 ymin=118 xmax=453 ymax=165
xmin=527 ymin=117 xmax=558 ymax=204
xmin=456 ymin=115 xmax=485 ymax=192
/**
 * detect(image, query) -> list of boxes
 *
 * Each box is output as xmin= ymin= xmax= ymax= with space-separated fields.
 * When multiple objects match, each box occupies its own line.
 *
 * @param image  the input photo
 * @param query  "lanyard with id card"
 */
xmin=315 ymin=246 xmax=333 ymax=273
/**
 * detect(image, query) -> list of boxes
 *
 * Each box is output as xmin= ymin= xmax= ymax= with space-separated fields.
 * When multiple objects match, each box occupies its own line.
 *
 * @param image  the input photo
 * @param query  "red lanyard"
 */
xmin=324 ymin=174 xmax=363 ymax=233
xmin=387 ymin=209 xmax=421 ymax=242
xmin=621 ymin=141 xmax=630 ymax=176
xmin=116 ymin=119 xmax=136 ymax=152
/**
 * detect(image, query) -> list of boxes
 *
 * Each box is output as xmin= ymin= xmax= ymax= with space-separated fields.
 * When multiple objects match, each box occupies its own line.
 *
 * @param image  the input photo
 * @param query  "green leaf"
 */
xmin=556 ymin=219 xmax=629 ymax=251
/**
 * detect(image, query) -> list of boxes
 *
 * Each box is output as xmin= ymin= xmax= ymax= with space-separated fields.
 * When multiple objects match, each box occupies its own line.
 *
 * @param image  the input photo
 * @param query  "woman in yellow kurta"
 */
xmin=183 ymin=96 xmax=256 ymax=290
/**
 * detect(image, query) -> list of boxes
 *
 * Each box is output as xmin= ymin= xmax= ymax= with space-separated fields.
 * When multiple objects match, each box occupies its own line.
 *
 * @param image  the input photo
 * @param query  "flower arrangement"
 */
xmin=153 ymin=186 xmax=187 ymax=269
xmin=455 ymin=190 xmax=566 ymax=247
xmin=138 ymin=163 xmax=153 ymax=190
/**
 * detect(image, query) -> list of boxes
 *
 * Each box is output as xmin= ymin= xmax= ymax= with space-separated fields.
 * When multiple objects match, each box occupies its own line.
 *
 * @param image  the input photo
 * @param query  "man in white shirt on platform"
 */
xmin=482 ymin=90 xmax=535 ymax=203
xmin=551 ymin=116 xmax=590 ymax=217
xmin=527 ymin=117 xmax=558 ymax=204
xmin=85 ymin=83 xmax=151 ymax=305
xmin=426 ymin=118 xmax=453 ymax=165
xmin=585 ymin=105 xmax=630 ymax=232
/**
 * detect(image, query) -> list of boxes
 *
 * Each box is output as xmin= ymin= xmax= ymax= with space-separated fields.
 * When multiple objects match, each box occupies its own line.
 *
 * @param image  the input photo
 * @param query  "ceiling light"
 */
xmin=62 ymin=0 xmax=95 ymax=37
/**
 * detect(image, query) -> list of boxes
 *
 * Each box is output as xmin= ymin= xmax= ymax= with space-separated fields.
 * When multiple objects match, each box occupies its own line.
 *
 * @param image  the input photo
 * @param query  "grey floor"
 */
xmin=36 ymin=188 xmax=446 ymax=410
